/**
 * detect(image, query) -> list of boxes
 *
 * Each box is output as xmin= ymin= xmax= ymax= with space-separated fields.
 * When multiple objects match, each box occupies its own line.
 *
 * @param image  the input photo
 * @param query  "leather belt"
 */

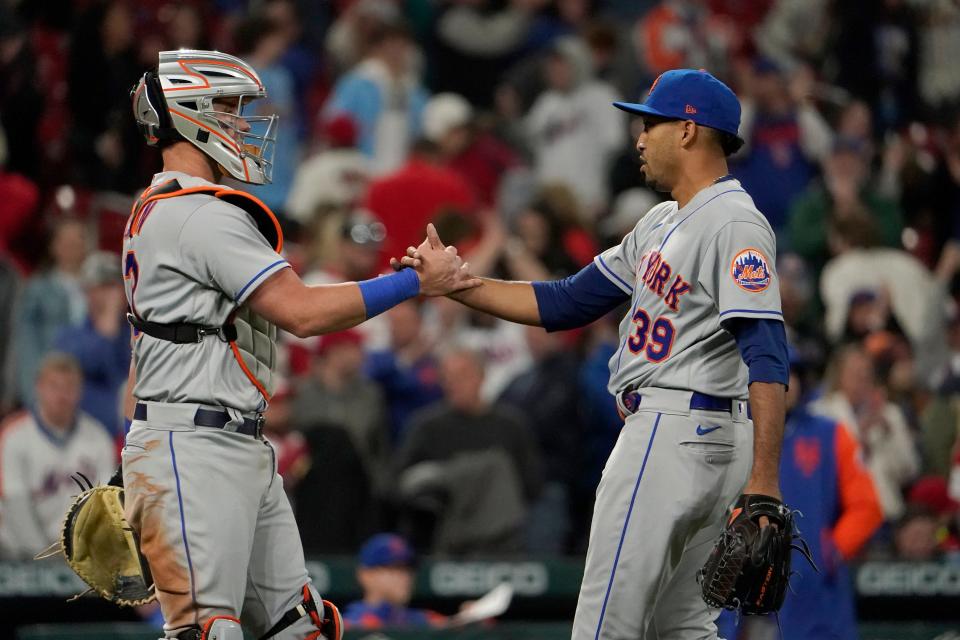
xmin=133 ymin=402 xmax=264 ymax=438
xmin=619 ymin=389 xmax=750 ymax=418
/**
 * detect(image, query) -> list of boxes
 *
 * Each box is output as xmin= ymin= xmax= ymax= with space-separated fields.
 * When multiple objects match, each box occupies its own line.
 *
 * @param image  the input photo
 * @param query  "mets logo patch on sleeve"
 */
xmin=731 ymin=248 xmax=771 ymax=292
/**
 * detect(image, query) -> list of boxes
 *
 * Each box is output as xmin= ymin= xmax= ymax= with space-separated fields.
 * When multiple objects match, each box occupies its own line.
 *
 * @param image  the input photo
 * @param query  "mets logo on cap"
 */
xmin=731 ymin=248 xmax=771 ymax=292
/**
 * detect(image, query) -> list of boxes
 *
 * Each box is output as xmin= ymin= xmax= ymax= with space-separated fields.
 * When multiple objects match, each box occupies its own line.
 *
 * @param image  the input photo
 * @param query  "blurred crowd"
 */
xmin=1 ymin=0 xmax=960 ymax=576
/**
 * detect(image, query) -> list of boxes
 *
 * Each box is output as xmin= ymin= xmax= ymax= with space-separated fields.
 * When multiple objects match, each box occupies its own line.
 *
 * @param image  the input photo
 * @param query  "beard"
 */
xmin=641 ymin=167 xmax=670 ymax=193
xmin=640 ymin=161 xmax=671 ymax=193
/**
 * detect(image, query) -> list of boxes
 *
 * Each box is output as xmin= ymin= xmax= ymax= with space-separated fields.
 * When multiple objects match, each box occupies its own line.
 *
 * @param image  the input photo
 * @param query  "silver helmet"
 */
xmin=131 ymin=50 xmax=278 ymax=185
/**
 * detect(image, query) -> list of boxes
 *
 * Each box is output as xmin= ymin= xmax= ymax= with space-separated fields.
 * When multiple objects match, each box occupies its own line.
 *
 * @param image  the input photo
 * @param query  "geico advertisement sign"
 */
xmin=429 ymin=562 xmax=550 ymax=596
xmin=857 ymin=562 xmax=960 ymax=596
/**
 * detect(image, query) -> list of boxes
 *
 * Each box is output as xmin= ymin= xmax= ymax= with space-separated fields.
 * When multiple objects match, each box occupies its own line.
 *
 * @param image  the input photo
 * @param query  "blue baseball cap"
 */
xmin=358 ymin=533 xmax=415 ymax=568
xmin=614 ymin=69 xmax=742 ymax=139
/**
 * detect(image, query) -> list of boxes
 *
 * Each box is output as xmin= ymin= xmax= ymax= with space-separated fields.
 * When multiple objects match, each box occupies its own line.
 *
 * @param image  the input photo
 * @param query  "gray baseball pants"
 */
xmin=572 ymin=388 xmax=753 ymax=640
xmin=122 ymin=401 xmax=323 ymax=639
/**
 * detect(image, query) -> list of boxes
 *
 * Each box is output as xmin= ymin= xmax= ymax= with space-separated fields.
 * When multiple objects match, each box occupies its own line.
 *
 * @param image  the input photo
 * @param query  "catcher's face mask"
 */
xmin=131 ymin=50 xmax=278 ymax=185
xmin=207 ymin=94 xmax=278 ymax=184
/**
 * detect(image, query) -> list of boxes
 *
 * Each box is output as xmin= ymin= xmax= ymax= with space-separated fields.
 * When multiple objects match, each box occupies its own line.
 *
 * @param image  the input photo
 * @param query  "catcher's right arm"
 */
xmin=697 ymin=493 xmax=816 ymax=615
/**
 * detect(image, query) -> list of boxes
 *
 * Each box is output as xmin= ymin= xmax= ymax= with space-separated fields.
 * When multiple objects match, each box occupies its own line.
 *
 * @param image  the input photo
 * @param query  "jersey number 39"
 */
xmin=627 ymin=308 xmax=675 ymax=363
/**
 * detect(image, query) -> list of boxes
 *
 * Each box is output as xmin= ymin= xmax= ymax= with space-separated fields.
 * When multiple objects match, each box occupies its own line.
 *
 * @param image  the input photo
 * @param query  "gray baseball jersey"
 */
xmin=572 ymin=177 xmax=781 ymax=640
xmin=595 ymin=177 xmax=781 ymax=398
xmin=122 ymin=171 xmax=290 ymax=412
xmin=121 ymin=170 xmax=326 ymax=638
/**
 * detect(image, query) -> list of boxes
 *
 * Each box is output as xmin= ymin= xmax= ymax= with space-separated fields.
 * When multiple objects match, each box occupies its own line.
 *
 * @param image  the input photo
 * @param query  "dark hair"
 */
xmin=713 ymin=129 xmax=744 ymax=156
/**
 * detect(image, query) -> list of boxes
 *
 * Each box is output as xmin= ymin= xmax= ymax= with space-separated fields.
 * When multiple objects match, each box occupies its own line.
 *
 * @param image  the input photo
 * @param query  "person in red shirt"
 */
xmin=422 ymin=93 xmax=520 ymax=208
xmin=364 ymin=140 xmax=475 ymax=271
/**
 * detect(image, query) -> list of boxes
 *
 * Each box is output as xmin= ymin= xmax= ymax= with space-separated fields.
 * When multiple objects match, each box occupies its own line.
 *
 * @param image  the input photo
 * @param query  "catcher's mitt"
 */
xmin=35 ymin=471 xmax=155 ymax=606
xmin=697 ymin=494 xmax=815 ymax=615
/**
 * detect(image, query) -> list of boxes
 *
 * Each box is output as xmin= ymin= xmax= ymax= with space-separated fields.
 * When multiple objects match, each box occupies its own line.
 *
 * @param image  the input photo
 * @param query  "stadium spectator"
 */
xmin=363 ymin=139 xmax=475 ymax=273
xmin=285 ymin=114 xmax=369 ymax=226
xmin=0 ymin=9 xmax=43 ymax=180
xmin=508 ymin=185 xmax=597 ymax=278
xmin=13 ymin=218 xmax=89 ymax=405
xmin=817 ymin=215 xmax=954 ymax=380
xmin=916 ymin=3 xmax=960 ymax=112
xmin=920 ymin=309 xmax=960 ymax=477
xmin=636 ymin=0 xmax=734 ymax=79
xmin=325 ymin=0 xmax=402 ymax=75
xmin=440 ymin=308 xmax=533 ymax=403
xmin=422 ymin=92 xmax=521 ymax=208
xmin=894 ymin=505 xmax=941 ymax=561
xmin=731 ymin=58 xmax=832 ymax=234
xmin=431 ymin=0 xmax=539 ymax=108
xmin=598 ymin=188 xmax=657 ymax=244
xmin=163 ymin=2 xmax=209 ymax=50
xmin=262 ymin=0 xmax=322 ymax=134
xmin=842 ymin=0 xmax=921 ymax=132
xmin=718 ymin=353 xmax=884 ymax=640
xmin=262 ymin=382 xmax=311 ymax=498
xmin=573 ymin=316 xmax=623 ymax=550
xmin=397 ymin=347 xmax=543 ymax=502
xmin=291 ymin=329 xmax=389 ymax=491
xmin=788 ymin=137 xmax=904 ymax=275
xmin=295 ymin=209 xmax=390 ymax=358
xmin=0 ymin=257 xmax=19 ymax=413
xmin=394 ymin=347 xmax=543 ymax=552
xmin=342 ymin=533 xmax=446 ymax=630
xmin=0 ymin=124 xmax=39 ymax=268
xmin=303 ymin=208 xmax=386 ymax=286
xmin=53 ymin=251 xmax=130 ymax=437
xmin=0 ymin=353 xmax=115 ymax=560
xmin=499 ymin=326 xmax=585 ymax=553
xmin=326 ymin=22 xmax=428 ymax=175
xmin=234 ymin=15 xmax=300 ymax=214
xmin=777 ymin=252 xmax=825 ymax=368
xmin=365 ymin=299 xmax=443 ymax=444
xmin=812 ymin=345 xmax=920 ymax=520
xmin=67 ymin=0 xmax=145 ymax=192
xmin=751 ymin=0 xmax=829 ymax=71
xmin=525 ymin=35 xmax=623 ymax=217
xmin=0 ymin=125 xmax=35 ymax=408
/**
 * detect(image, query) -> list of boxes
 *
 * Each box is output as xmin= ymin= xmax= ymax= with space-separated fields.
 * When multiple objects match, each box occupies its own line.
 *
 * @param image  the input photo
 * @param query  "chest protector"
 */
xmin=126 ymin=179 xmax=282 ymax=401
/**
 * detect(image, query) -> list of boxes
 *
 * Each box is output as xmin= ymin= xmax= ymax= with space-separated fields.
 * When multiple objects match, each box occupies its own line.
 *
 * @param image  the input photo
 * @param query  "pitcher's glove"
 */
xmin=697 ymin=494 xmax=815 ymax=615
xmin=35 ymin=470 xmax=155 ymax=606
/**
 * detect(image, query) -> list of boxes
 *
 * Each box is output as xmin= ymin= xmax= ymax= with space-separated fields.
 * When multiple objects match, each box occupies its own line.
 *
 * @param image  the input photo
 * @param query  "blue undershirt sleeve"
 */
xmin=532 ymin=263 xmax=631 ymax=332
xmin=725 ymin=317 xmax=789 ymax=386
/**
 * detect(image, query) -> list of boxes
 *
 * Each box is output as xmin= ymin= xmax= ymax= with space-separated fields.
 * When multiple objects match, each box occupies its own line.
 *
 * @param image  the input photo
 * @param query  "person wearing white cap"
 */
xmin=423 ymin=92 xmax=521 ymax=207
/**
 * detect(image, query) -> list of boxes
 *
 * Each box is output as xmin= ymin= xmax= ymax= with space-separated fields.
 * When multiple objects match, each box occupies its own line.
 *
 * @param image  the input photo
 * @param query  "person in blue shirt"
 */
xmin=53 ymin=251 xmax=130 ymax=436
xmin=718 ymin=352 xmax=884 ymax=640
xmin=342 ymin=533 xmax=446 ymax=630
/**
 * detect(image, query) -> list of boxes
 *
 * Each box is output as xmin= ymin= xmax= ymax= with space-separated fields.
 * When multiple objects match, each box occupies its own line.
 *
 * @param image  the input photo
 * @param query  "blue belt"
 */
xmin=133 ymin=402 xmax=264 ymax=438
xmin=620 ymin=390 xmax=746 ymax=416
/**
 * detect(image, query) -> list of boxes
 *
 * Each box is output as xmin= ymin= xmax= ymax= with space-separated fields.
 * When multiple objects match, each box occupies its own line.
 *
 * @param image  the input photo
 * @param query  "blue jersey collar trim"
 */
xmin=31 ymin=409 xmax=78 ymax=448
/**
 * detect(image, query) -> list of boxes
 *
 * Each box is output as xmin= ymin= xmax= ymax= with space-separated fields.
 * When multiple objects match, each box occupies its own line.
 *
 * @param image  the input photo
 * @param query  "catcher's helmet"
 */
xmin=131 ymin=50 xmax=277 ymax=185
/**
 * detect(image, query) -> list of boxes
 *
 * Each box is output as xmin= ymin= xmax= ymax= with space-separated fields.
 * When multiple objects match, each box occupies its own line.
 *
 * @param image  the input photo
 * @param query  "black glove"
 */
xmin=698 ymin=494 xmax=815 ymax=615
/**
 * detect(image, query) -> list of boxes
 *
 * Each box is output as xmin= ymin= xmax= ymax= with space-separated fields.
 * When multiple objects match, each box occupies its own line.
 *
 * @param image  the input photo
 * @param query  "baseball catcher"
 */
xmin=699 ymin=494 xmax=816 ymax=616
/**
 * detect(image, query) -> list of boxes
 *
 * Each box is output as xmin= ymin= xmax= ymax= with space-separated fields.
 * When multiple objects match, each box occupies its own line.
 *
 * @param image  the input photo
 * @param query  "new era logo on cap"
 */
xmin=613 ymin=69 xmax=742 ymax=139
